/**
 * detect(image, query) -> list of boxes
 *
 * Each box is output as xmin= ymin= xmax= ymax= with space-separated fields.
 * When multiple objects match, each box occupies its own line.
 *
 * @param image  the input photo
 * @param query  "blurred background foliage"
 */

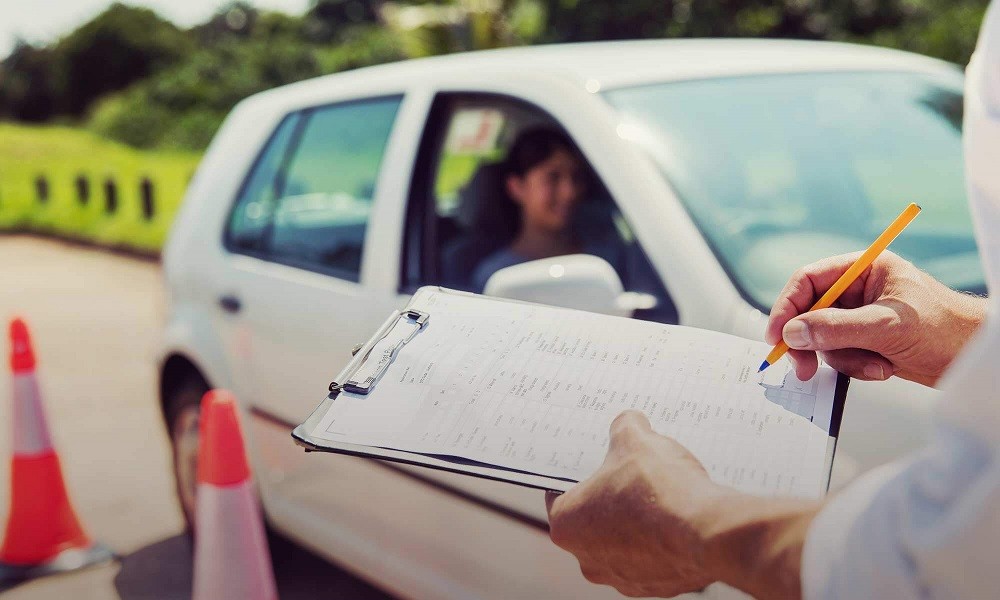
xmin=0 ymin=0 xmax=990 ymax=252
xmin=0 ymin=0 xmax=991 ymax=152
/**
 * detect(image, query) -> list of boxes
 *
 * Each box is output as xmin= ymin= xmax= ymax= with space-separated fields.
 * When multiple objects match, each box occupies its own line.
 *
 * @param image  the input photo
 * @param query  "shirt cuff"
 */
xmin=800 ymin=462 xmax=905 ymax=600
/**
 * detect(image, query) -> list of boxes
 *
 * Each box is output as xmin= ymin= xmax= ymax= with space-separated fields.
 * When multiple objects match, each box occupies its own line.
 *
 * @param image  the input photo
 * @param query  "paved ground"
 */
xmin=0 ymin=235 xmax=390 ymax=600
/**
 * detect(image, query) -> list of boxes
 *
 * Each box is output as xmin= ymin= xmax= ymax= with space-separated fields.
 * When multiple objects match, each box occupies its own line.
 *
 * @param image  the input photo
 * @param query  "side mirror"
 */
xmin=482 ymin=254 xmax=657 ymax=317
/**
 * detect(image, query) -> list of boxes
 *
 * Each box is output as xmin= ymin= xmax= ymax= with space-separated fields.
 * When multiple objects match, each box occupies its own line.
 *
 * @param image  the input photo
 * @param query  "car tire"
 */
xmin=165 ymin=377 xmax=275 ymax=543
xmin=164 ymin=376 xmax=209 ymax=534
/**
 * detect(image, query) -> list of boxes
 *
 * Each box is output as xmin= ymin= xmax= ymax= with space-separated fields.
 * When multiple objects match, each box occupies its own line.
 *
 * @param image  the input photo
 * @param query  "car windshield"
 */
xmin=604 ymin=71 xmax=985 ymax=310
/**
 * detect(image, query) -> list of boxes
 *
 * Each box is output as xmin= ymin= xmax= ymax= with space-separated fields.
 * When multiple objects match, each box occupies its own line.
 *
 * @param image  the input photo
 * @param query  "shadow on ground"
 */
xmin=113 ymin=533 xmax=392 ymax=600
xmin=112 ymin=535 xmax=191 ymax=600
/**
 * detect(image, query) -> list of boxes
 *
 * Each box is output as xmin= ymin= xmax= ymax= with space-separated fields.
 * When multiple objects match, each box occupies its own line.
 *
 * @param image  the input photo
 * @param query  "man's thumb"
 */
xmin=607 ymin=410 xmax=652 ymax=456
xmin=782 ymin=304 xmax=897 ymax=352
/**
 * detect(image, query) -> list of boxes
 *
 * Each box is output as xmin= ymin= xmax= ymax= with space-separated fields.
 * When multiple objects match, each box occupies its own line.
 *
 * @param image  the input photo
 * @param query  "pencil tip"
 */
xmin=758 ymin=360 xmax=770 ymax=373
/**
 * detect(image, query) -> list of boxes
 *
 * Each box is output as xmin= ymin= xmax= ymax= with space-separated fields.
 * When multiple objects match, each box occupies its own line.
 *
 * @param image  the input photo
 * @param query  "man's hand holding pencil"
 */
xmin=765 ymin=251 xmax=987 ymax=387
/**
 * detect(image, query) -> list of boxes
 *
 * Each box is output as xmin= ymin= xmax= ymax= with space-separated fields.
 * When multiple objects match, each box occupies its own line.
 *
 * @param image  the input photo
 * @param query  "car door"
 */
xmin=220 ymin=94 xmax=406 ymax=453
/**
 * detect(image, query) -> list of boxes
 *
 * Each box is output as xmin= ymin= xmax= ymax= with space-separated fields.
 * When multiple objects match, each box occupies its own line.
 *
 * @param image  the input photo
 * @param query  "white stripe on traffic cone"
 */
xmin=12 ymin=374 xmax=54 ymax=456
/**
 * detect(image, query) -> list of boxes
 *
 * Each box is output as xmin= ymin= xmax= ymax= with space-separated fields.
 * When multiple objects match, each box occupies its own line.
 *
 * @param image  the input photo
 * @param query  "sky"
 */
xmin=1 ymin=0 xmax=313 ymax=59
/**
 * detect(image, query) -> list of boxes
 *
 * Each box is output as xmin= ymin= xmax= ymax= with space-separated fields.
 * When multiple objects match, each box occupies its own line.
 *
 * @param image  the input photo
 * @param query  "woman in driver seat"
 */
xmin=472 ymin=127 xmax=622 ymax=293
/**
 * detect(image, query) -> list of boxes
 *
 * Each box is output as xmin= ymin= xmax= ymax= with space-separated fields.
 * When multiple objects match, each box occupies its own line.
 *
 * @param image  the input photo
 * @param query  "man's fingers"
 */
xmin=786 ymin=347 xmax=896 ymax=381
xmin=545 ymin=490 xmax=561 ymax=515
xmin=766 ymin=253 xmax=867 ymax=345
xmin=787 ymin=348 xmax=819 ymax=381
xmin=606 ymin=411 xmax=652 ymax=461
xmin=782 ymin=303 xmax=900 ymax=353
xmin=820 ymin=348 xmax=896 ymax=381
xmin=610 ymin=410 xmax=652 ymax=439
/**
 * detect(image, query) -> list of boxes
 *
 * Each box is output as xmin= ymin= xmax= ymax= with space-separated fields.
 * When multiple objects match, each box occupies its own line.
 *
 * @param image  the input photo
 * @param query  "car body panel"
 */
xmin=241 ymin=39 xmax=957 ymax=101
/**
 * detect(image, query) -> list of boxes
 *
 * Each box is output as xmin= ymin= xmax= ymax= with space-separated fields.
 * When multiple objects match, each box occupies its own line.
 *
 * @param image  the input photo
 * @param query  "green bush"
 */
xmin=89 ymin=91 xmax=175 ymax=149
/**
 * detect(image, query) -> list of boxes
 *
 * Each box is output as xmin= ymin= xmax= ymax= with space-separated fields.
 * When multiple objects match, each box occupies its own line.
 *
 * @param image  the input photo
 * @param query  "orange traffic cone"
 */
xmin=0 ymin=318 xmax=113 ymax=584
xmin=192 ymin=390 xmax=277 ymax=600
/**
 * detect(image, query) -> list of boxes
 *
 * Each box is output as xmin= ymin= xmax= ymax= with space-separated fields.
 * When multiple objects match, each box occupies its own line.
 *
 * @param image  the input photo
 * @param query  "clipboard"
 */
xmin=292 ymin=287 xmax=850 ymax=494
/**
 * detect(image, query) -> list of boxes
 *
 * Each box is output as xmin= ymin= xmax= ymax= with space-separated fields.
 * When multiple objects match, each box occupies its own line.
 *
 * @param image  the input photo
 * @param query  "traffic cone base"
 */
xmin=1 ymin=451 xmax=88 ymax=563
xmin=0 ymin=543 xmax=114 ymax=585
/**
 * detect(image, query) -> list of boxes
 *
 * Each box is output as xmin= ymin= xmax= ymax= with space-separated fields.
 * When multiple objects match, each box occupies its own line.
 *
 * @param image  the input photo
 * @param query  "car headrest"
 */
xmin=454 ymin=162 xmax=519 ymax=235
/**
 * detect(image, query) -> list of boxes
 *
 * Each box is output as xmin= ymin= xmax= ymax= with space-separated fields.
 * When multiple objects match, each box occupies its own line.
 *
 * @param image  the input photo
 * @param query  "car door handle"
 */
xmin=218 ymin=295 xmax=242 ymax=314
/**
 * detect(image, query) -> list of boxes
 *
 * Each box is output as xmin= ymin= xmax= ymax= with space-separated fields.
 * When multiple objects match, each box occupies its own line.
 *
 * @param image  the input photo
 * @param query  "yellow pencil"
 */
xmin=758 ymin=202 xmax=922 ymax=372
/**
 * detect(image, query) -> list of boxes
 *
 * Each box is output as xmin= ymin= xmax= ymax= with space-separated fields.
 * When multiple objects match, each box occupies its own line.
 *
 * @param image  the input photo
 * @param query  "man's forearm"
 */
xmin=698 ymin=491 xmax=822 ymax=599
xmin=942 ymin=290 xmax=989 ymax=366
xmin=898 ymin=286 xmax=990 ymax=387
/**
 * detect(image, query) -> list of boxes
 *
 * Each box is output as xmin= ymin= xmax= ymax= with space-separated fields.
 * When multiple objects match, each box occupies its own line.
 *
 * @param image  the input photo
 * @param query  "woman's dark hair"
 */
xmin=503 ymin=127 xmax=580 ymax=178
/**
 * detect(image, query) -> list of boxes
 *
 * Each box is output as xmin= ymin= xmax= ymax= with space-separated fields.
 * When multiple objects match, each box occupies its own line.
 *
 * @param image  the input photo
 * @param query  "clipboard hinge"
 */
xmin=401 ymin=309 xmax=430 ymax=326
xmin=329 ymin=309 xmax=430 ymax=396
xmin=328 ymin=342 xmax=365 ymax=391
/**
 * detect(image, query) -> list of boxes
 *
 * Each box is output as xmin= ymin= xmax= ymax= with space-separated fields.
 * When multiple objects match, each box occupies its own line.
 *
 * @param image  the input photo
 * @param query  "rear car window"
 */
xmin=226 ymin=113 xmax=302 ymax=253
xmin=225 ymin=96 xmax=403 ymax=282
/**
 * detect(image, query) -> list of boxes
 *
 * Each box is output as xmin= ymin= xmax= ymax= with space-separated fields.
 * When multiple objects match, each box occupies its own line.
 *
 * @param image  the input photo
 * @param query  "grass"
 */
xmin=0 ymin=123 xmax=202 ymax=254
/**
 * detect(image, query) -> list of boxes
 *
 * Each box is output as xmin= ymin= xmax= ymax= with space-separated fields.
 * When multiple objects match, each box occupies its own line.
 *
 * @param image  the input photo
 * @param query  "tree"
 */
xmin=51 ymin=3 xmax=192 ymax=116
xmin=305 ymin=0 xmax=383 ymax=42
xmin=190 ymin=2 xmax=260 ymax=44
xmin=532 ymin=0 xmax=988 ymax=64
xmin=5 ymin=0 xmax=988 ymax=153
xmin=537 ymin=0 xmax=673 ymax=42
xmin=0 ymin=41 xmax=59 ymax=121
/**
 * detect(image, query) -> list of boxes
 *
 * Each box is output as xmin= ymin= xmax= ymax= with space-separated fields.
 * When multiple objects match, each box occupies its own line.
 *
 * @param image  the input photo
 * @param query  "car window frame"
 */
xmin=399 ymin=91 xmax=680 ymax=325
xmin=222 ymin=111 xmax=305 ymax=256
xmin=223 ymin=93 xmax=405 ymax=284
xmin=400 ymin=93 xmax=453 ymax=292
xmin=401 ymin=92 xmax=571 ymax=293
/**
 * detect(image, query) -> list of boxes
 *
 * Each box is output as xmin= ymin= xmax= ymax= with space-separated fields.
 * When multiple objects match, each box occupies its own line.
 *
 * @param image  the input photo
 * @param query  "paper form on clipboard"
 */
xmin=294 ymin=287 xmax=848 ymax=497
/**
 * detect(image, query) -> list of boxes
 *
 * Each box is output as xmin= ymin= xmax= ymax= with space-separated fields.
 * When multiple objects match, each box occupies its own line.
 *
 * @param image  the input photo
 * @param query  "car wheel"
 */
xmin=165 ymin=377 xmax=208 ymax=533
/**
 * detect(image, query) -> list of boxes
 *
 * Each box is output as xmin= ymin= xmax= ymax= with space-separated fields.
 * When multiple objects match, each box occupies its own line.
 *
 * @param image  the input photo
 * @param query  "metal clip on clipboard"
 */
xmin=328 ymin=309 xmax=430 ymax=395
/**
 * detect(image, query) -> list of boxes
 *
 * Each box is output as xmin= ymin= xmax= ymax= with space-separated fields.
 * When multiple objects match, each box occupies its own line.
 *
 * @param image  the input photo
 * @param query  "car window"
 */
xmin=226 ymin=113 xmax=302 ymax=253
xmin=269 ymin=96 xmax=402 ymax=281
xmin=405 ymin=95 xmax=678 ymax=324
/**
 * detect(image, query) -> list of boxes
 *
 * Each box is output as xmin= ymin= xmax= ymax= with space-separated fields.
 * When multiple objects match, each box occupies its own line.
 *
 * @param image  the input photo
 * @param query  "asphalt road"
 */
xmin=0 ymin=235 xmax=391 ymax=600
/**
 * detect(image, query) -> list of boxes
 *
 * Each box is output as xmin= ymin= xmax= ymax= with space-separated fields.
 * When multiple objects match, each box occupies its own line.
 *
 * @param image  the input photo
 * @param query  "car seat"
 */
xmin=440 ymin=162 xmax=519 ymax=289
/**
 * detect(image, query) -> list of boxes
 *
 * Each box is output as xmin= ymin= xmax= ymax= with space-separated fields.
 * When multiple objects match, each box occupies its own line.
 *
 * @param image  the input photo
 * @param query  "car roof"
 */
xmin=254 ymin=38 xmax=960 ymax=106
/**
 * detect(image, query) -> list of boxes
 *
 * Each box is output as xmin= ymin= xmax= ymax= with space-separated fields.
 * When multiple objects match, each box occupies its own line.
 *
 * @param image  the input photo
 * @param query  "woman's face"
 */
xmin=506 ymin=148 xmax=585 ymax=233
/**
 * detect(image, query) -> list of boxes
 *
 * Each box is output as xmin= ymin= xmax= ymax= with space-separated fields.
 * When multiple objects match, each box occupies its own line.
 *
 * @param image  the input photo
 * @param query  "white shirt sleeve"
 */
xmin=802 ymin=5 xmax=1000 ymax=595
xmin=801 ymin=424 xmax=1000 ymax=599
xmin=966 ymin=1 xmax=1000 ymax=284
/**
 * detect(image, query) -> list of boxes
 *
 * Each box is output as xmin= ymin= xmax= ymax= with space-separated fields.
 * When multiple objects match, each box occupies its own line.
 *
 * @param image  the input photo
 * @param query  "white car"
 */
xmin=160 ymin=39 xmax=982 ymax=599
